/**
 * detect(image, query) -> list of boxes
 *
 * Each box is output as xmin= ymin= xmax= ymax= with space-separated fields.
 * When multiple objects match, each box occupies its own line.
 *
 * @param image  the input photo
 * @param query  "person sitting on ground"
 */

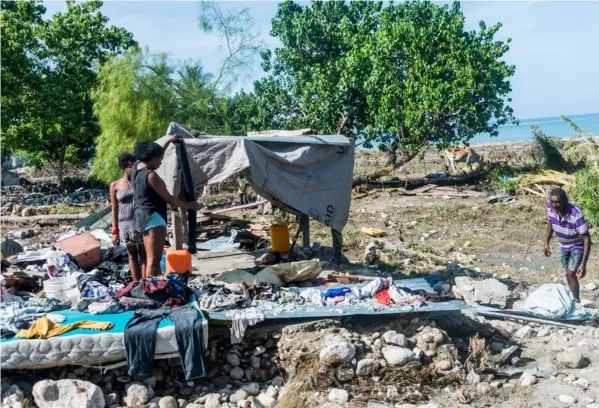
xmin=110 ymin=152 xmax=145 ymax=282
xmin=132 ymin=136 xmax=199 ymax=278
xmin=543 ymin=187 xmax=591 ymax=302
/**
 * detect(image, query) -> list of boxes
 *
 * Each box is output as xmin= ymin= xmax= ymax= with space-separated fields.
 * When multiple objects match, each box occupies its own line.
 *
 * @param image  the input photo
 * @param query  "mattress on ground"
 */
xmin=1 ymin=309 xmax=208 ymax=370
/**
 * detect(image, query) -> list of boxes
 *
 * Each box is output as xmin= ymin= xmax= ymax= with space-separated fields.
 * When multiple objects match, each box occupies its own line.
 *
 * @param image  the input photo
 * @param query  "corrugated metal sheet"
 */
xmin=205 ymin=277 xmax=473 ymax=322
xmin=75 ymin=206 xmax=112 ymax=230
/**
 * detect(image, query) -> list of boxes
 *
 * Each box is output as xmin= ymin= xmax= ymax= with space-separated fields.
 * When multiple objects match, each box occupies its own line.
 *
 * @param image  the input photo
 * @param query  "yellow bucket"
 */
xmin=270 ymin=224 xmax=290 ymax=253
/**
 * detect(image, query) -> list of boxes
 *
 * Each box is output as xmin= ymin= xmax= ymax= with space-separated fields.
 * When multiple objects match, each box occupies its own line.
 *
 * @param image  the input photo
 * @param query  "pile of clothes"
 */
xmin=197 ymin=282 xmax=280 ymax=312
xmin=0 ymin=298 xmax=71 ymax=338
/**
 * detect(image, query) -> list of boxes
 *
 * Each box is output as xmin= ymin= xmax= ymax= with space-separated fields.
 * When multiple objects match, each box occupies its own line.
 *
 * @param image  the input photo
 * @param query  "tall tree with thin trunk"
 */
xmin=198 ymin=1 xmax=265 ymax=97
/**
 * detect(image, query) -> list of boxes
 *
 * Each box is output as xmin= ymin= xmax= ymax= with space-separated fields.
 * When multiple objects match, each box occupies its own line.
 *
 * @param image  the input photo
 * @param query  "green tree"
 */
xmin=1 ymin=1 xmax=47 ymax=163
xmin=91 ymin=48 xmax=176 ymax=184
xmin=1 ymin=0 xmax=135 ymax=183
xmin=256 ymin=0 xmax=517 ymax=178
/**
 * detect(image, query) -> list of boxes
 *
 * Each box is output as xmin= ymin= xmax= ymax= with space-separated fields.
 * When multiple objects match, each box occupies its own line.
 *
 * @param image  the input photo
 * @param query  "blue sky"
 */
xmin=44 ymin=1 xmax=599 ymax=120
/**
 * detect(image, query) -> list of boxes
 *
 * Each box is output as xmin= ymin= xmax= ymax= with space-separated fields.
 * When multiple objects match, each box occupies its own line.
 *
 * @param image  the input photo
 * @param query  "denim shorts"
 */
xmin=561 ymin=249 xmax=583 ymax=275
xmin=143 ymin=212 xmax=167 ymax=232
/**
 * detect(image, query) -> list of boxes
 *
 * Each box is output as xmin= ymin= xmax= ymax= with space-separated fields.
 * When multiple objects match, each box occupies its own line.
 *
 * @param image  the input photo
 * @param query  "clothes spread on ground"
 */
xmin=87 ymin=299 xmax=122 ymax=315
xmin=119 ymin=296 xmax=160 ymax=311
xmin=15 ymin=316 xmax=113 ymax=339
xmin=323 ymin=287 xmax=351 ymax=299
xmin=278 ymin=289 xmax=304 ymax=305
xmin=124 ymin=306 xmax=206 ymax=380
xmin=299 ymin=288 xmax=324 ymax=306
xmin=1 ymin=313 xmax=66 ymax=338
xmin=81 ymin=280 xmax=115 ymax=301
xmin=247 ymin=282 xmax=279 ymax=301
xmin=226 ymin=307 xmax=265 ymax=344
xmin=1 ymin=298 xmax=71 ymax=320
xmin=94 ymin=261 xmax=130 ymax=286
xmin=199 ymin=283 xmax=249 ymax=312
xmin=115 ymin=277 xmax=187 ymax=306
xmin=360 ymin=277 xmax=393 ymax=298
xmin=374 ymin=288 xmax=391 ymax=306
xmin=42 ymin=251 xmax=80 ymax=278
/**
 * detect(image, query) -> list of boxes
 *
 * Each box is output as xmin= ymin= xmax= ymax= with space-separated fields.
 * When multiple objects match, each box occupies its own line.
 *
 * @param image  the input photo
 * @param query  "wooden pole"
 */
xmin=171 ymin=205 xmax=183 ymax=250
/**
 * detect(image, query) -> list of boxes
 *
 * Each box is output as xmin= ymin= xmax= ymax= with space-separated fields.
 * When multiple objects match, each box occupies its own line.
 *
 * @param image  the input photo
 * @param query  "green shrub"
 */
xmin=570 ymin=166 xmax=599 ymax=228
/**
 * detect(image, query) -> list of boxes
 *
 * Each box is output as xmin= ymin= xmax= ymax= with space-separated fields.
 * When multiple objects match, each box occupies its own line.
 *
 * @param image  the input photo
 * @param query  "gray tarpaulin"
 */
xmin=155 ymin=122 xmax=355 ymax=232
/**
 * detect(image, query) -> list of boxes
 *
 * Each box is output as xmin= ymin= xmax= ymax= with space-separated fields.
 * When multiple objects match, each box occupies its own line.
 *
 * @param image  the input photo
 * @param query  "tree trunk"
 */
xmin=57 ymin=141 xmax=67 ymax=188
xmin=352 ymin=132 xmax=429 ymax=188
xmin=385 ymin=135 xmax=400 ymax=166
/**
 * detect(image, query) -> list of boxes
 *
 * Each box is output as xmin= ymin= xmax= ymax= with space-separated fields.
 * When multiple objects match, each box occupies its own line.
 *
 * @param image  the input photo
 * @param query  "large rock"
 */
xmin=328 ymin=388 xmax=349 ymax=405
xmin=382 ymin=346 xmax=415 ymax=367
xmin=230 ymin=367 xmax=245 ymax=380
xmin=226 ymin=353 xmax=241 ymax=367
xmin=124 ymin=383 xmax=149 ymax=407
xmin=519 ymin=372 xmax=538 ymax=387
xmin=382 ymin=330 xmax=407 ymax=347
xmin=356 ymin=359 xmax=375 ymax=377
xmin=33 ymin=379 xmax=105 ymax=408
xmin=241 ymin=383 xmax=260 ymax=396
xmin=557 ymin=351 xmax=586 ymax=368
xmin=204 ymin=394 xmax=221 ymax=408
xmin=159 ymin=396 xmax=177 ymax=408
xmin=320 ymin=341 xmax=356 ymax=364
xmin=257 ymin=393 xmax=276 ymax=408
xmin=336 ymin=366 xmax=355 ymax=382
xmin=452 ymin=277 xmax=509 ymax=308
xmin=230 ymin=389 xmax=248 ymax=404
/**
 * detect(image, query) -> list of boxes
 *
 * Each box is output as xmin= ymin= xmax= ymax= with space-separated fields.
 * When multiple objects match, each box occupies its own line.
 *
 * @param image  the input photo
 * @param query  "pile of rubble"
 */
xmin=1 ymin=189 xmax=109 ymax=214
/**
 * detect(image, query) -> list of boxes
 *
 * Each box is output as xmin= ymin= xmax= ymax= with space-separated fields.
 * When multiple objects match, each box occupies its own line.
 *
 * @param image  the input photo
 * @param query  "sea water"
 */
xmin=471 ymin=112 xmax=599 ymax=143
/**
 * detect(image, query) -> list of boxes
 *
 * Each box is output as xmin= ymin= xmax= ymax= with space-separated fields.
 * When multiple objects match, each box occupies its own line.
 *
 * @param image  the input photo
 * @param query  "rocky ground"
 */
xmin=3 ymin=140 xmax=599 ymax=408
xmin=5 ymin=304 xmax=599 ymax=408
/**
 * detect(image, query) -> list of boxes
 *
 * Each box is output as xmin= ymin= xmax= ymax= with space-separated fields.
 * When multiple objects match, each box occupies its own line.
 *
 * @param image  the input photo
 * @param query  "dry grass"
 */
xmin=277 ymin=354 xmax=324 ymax=408
xmin=465 ymin=335 xmax=494 ymax=373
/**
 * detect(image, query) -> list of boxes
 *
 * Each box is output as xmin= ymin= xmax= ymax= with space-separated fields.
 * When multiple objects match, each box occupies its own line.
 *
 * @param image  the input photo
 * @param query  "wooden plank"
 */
xmin=191 ymin=251 xmax=259 ymax=276
xmin=211 ymin=201 xmax=266 ymax=214
xmin=197 ymin=213 xmax=232 ymax=224
xmin=1 ymin=213 xmax=89 ymax=223
xmin=171 ymin=206 xmax=183 ymax=250
xmin=407 ymin=184 xmax=437 ymax=195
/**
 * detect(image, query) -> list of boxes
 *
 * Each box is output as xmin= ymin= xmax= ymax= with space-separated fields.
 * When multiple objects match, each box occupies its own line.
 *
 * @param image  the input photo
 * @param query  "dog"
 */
xmin=444 ymin=146 xmax=483 ymax=173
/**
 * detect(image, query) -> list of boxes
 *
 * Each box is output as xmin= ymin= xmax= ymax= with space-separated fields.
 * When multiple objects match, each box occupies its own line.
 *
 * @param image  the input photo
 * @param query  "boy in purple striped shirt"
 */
xmin=543 ymin=188 xmax=591 ymax=301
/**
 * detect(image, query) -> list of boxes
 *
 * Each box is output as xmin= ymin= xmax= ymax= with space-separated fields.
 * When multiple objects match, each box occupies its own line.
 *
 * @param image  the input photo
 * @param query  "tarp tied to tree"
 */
xmin=253 ymin=0 xmax=517 ymax=181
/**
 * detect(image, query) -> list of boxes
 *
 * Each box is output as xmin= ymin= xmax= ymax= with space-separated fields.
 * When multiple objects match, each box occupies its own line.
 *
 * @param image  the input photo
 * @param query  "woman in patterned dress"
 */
xmin=110 ymin=153 xmax=146 ymax=281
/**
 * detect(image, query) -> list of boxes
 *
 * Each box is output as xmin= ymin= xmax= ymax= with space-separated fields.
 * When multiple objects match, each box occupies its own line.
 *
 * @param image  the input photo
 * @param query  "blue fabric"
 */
xmin=143 ymin=212 xmax=167 ymax=231
xmin=167 ymin=273 xmax=187 ymax=298
xmin=0 ymin=310 xmax=174 ymax=343
xmin=323 ymin=287 xmax=351 ymax=299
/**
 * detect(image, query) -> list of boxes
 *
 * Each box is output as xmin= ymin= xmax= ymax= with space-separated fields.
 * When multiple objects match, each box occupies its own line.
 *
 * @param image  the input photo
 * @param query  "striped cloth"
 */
xmin=547 ymin=202 xmax=589 ymax=252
